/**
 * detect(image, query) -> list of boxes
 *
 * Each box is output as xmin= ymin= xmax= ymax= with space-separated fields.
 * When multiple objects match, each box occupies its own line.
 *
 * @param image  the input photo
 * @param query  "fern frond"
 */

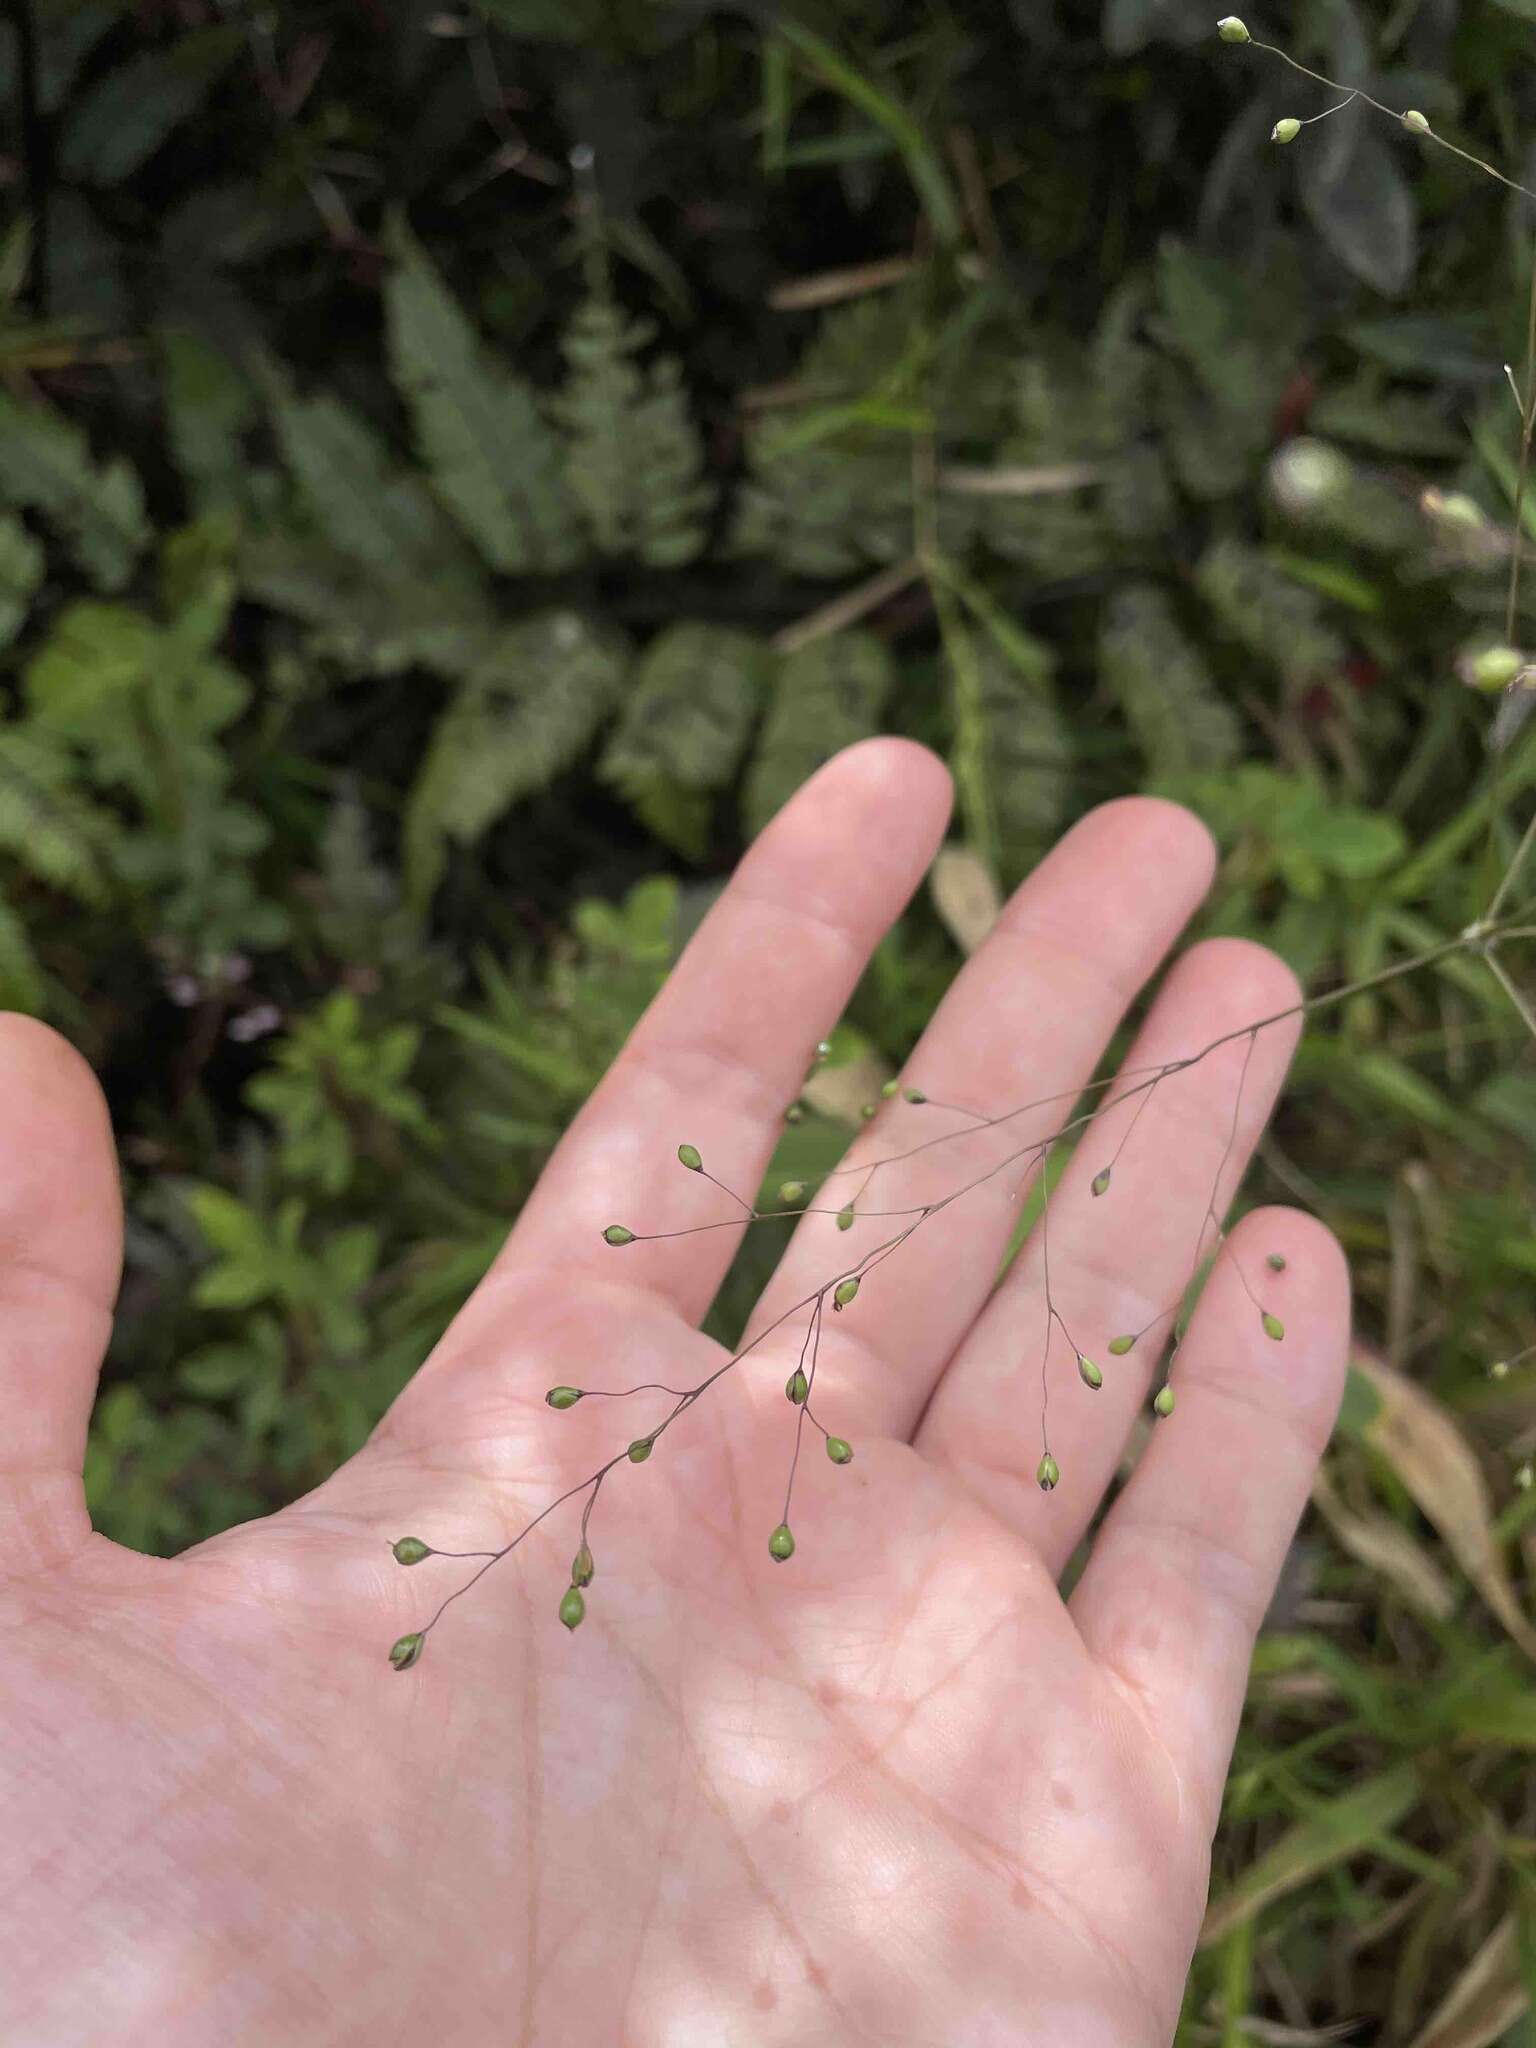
xmin=259 ymin=362 xmax=479 ymax=582
xmin=0 ymin=728 xmax=111 ymax=902
xmin=0 ymin=514 xmax=44 ymax=647
xmin=553 ymin=295 xmax=713 ymax=567
xmin=239 ymin=531 xmax=494 ymax=678
xmin=939 ymin=588 xmax=1071 ymax=886
xmin=600 ymin=623 xmax=771 ymax=857
xmin=405 ymin=610 xmax=630 ymax=906
xmin=384 ymin=218 xmax=582 ymax=575
xmin=1195 ymin=538 xmax=1346 ymax=692
xmin=0 ymin=390 xmax=148 ymax=592
xmin=160 ymin=328 xmax=257 ymax=516
xmin=741 ymin=630 xmax=892 ymax=837
xmin=0 ymin=892 xmax=44 ymax=1013
xmin=1099 ymin=583 xmax=1243 ymax=781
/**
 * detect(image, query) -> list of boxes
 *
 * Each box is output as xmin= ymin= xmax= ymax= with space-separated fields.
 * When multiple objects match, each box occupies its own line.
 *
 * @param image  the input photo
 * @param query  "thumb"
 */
xmin=0 ymin=1016 xmax=122 ymax=1574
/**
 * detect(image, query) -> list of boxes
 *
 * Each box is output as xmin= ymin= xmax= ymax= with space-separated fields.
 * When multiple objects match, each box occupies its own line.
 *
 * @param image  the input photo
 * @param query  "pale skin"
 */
xmin=1 ymin=739 xmax=1349 ymax=2046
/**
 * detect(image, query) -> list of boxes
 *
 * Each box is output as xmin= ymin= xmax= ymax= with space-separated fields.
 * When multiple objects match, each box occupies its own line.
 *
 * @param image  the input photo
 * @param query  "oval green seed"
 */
xmin=1261 ymin=1312 xmax=1285 ymax=1342
xmin=392 ymin=1537 xmax=432 ymax=1566
xmin=389 ymin=1631 xmax=425 ymax=1671
xmin=768 ymin=1523 xmax=796 ymax=1561
xmin=1091 ymin=1168 xmax=1111 ymax=1198
xmin=1153 ymin=1386 xmax=1175 ymax=1418
xmin=1266 ymin=1252 xmax=1287 ymax=1273
xmin=627 ymin=1437 xmax=653 ymax=1463
xmin=546 ymin=1385 xmax=583 ymax=1410
xmin=1037 ymin=1452 xmax=1060 ymax=1492
xmin=786 ymin=1369 xmax=809 ymax=1404
xmin=677 ymin=1143 xmax=702 ymax=1172
xmin=833 ymin=1277 xmax=859 ymax=1310
xmin=571 ymin=1542 xmax=595 ymax=1587
xmin=1077 ymin=1355 xmax=1103 ymax=1391
xmin=826 ymin=1436 xmax=854 ymax=1464
xmin=778 ymin=1180 xmax=806 ymax=1205
xmin=559 ymin=1587 xmax=586 ymax=1630
xmin=1108 ymin=1334 xmax=1136 ymax=1356
xmin=836 ymin=1204 xmax=855 ymax=1231
xmin=903 ymin=1086 xmax=926 ymax=1104
xmin=603 ymin=1224 xmax=635 ymax=1247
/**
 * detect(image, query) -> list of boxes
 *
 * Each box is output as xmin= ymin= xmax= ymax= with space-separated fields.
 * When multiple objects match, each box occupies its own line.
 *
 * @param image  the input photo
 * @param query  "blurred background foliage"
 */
xmin=3 ymin=0 xmax=1536 ymax=2033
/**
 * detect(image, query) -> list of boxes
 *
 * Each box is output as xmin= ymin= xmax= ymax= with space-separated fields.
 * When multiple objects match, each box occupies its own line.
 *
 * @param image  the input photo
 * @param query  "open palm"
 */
xmin=2 ymin=741 xmax=1348 ymax=2047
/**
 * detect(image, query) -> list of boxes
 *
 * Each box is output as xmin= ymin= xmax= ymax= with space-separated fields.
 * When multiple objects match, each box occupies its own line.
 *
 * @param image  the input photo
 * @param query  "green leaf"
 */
xmin=1296 ymin=807 xmax=1407 ymax=881
xmin=742 ymin=631 xmax=893 ymax=838
xmin=1195 ymin=538 xmax=1345 ymax=691
xmin=1099 ymin=582 xmax=1242 ymax=780
xmin=160 ymin=328 xmax=257 ymax=514
xmin=405 ymin=611 xmax=630 ymax=905
xmin=260 ymin=368 xmax=461 ymax=577
xmin=942 ymin=593 xmax=1071 ymax=886
xmin=1200 ymin=1766 xmax=1420 ymax=1945
xmin=0 ymin=391 xmax=148 ymax=591
xmin=1350 ymin=1050 xmax=1463 ymax=1134
xmin=600 ymin=623 xmax=771 ymax=857
xmin=59 ymin=28 xmax=242 ymax=184
xmin=0 ymin=893 xmax=43 ymax=1012
xmin=383 ymin=216 xmax=582 ymax=574
xmin=0 ymin=729 xmax=110 ymax=902
xmin=0 ymin=514 xmax=43 ymax=647
xmin=552 ymin=292 xmax=713 ymax=567
xmin=185 ymin=1185 xmax=267 ymax=1260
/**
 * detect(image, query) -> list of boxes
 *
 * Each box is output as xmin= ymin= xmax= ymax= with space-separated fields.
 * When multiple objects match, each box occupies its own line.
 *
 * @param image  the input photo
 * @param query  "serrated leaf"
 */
xmin=0 ymin=391 xmax=148 ymax=591
xmin=59 ymin=27 xmax=241 ymax=184
xmin=600 ymin=623 xmax=771 ymax=856
xmin=384 ymin=217 xmax=582 ymax=574
xmin=1099 ymin=582 xmax=1242 ymax=780
xmin=944 ymin=602 xmax=1070 ymax=886
xmin=405 ymin=611 xmax=630 ymax=905
xmin=238 ymin=530 xmax=493 ymax=679
xmin=0 ymin=893 xmax=43 ymax=1012
xmin=742 ymin=631 xmax=892 ymax=837
xmin=553 ymin=293 xmax=713 ymax=566
xmin=1195 ymin=537 xmax=1346 ymax=690
xmin=0 ymin=514 xmax=43 ymax=646
xmin=0 ymin=729 xmax=110 ymax=902
xmin=262 ymin=372 xmax=447 ymax=574
xmin=160 ymin=328 xmax=256 ymax=513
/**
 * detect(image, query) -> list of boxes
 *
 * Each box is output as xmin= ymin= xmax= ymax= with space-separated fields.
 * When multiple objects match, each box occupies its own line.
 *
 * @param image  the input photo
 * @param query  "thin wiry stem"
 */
xmin=1484 ymin=948 xmax=1536 ymax=1044
xmin=1502 ymin=247 xmax=1536 ymax=647
xmin=1245 ymin=38 xmax=1536 ymax=205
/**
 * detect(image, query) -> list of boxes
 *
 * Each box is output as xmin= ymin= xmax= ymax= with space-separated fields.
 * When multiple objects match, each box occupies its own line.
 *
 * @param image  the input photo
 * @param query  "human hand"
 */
xmin=1 ymin=740 xmax=1348 ymax=2046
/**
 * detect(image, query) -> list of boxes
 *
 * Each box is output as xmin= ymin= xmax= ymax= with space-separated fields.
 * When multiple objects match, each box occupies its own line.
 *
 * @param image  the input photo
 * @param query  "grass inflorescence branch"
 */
xmin=385 ymin=891 xmax=1535 ymax=1672
xmin=381 ymin=21 xmax=1536 ymax=1672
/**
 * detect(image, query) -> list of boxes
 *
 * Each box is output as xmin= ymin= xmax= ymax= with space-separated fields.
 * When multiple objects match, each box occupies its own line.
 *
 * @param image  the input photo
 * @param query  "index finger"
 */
xmin=483 ymin=738 xmax=953 ymax=1325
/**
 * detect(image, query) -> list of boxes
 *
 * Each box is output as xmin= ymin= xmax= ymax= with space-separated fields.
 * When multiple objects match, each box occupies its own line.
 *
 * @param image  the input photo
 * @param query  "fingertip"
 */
xmin=1163 ymin=935 xmax=1306 ymax=1049
xmin=0 ymin=1014 xmax=114 ymax=1161
xmin=1226 ymin=1205 xmax=1352 ymax=1447
xmin=800 ymin=736 xmax=954 ymax=833
xmin=1068 ymin=794 xmax=1219 ymax=894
